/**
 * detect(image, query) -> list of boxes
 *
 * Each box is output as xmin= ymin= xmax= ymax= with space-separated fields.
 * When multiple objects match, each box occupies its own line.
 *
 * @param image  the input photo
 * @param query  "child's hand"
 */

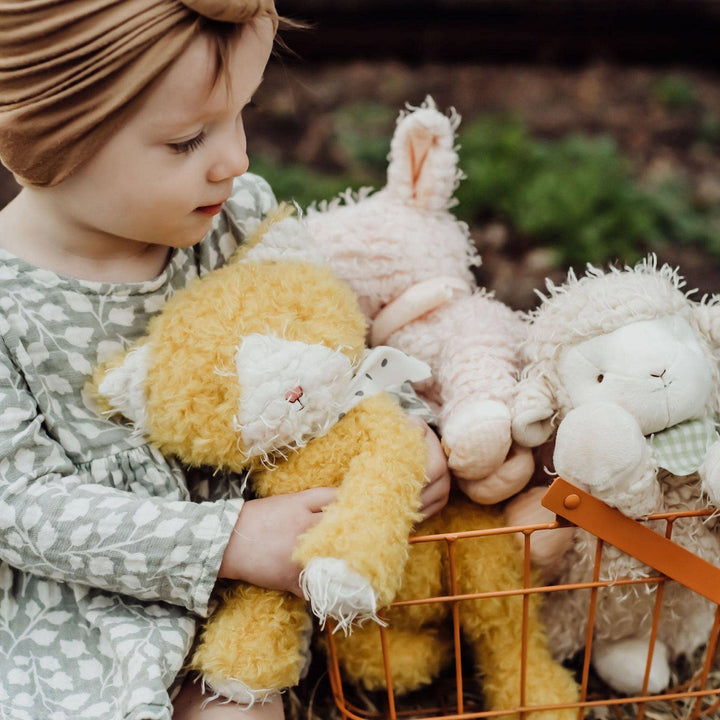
xmin=409 ymin=417 xmax=451 ymax=521
xmin=218 ymin=487 xmax=338 ymax=596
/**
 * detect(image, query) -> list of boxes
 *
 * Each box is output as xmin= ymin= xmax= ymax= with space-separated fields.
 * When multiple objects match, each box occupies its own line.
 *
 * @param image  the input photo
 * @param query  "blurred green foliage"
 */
xmin=253 ymin=104 xmax=719 ymax=266
xmin=699 ymin=113 xmax=720 ymax=150
xmin=249 ymin=156 xmax=358 ymax=209
xmin=455 ymin=115 xmax=719 ymax=265
xmin=330 ymin=102 xmax=398 ymax=175
xmin=455 ymin=117 xmax=658 ymax=264
xmin=652 ymin=74 xmax=699 ymax=111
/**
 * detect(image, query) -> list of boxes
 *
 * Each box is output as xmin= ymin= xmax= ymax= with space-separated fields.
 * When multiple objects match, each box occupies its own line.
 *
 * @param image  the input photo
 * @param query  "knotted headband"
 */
xmin=0 ymin=0 xmax=277 ymax=187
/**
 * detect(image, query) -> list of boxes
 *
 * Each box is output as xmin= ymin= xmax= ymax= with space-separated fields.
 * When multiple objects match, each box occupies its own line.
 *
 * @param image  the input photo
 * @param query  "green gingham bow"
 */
xmin=649 ymin=417 xmax=719 ymax=476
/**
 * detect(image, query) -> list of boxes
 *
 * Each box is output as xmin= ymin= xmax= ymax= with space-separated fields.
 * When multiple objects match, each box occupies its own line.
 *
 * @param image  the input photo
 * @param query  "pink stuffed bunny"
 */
xmin=307 ymin=97 xmax=533 ymax=503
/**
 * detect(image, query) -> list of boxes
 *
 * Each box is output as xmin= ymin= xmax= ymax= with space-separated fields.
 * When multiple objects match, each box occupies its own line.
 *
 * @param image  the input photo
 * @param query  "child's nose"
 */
xmin=208 ymin=132 xmax=249 ymax=182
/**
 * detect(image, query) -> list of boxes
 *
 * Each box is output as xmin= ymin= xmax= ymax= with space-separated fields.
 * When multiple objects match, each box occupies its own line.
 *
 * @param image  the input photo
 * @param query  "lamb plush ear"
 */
xmin=91 ymin=344 xmax=151 ymax=431
xmin=693 ymin=301 xmax=720 ymax=414
xmin=694 ymin=301 xmax=720 ymax=353
xmin=511 ymin=373 xmax=557 ymax=448
xmin=385 ymin=96 xmax=462 ymax=212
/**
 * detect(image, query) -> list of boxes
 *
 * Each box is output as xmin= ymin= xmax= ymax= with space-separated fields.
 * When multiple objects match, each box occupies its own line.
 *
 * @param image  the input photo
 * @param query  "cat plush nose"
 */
xmin=285 ymin=386 xmax=305 ymax=407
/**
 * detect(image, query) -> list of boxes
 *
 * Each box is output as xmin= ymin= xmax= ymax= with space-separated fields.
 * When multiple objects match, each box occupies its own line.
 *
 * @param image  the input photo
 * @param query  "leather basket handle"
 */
xmin=542 ymin=477 xmax=720 ymax=605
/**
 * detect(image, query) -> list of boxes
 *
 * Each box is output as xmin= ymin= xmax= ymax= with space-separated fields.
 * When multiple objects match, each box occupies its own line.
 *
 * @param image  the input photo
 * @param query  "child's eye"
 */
xmin=168 ymin=131 xmax=206 ymax=155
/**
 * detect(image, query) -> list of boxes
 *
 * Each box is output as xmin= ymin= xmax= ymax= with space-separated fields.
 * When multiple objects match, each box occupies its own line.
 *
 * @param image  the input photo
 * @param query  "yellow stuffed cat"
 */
xmin=92 ymin=207 xmax=429 ymax=705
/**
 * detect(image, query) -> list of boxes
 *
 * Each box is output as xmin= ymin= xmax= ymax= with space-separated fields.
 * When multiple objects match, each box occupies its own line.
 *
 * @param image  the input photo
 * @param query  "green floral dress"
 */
xmin=0 ymin=174 xmax=276 ymax=720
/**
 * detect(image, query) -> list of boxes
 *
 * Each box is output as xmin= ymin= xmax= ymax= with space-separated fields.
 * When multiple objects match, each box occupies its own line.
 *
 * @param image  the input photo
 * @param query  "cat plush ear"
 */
xmin=91 ymin=343 xmax=152 ymax=432
xmin=385 ymin=96 xmax=463 ymax=212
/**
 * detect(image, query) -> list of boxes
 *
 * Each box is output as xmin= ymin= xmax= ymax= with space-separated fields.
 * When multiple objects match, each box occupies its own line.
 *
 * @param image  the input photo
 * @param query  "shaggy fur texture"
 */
xmin=308 ymin=97 xmax=533 ymax=500
xmin=329 ymin=494 xmax=580 ymax=719
xmin=93 ymin=209 xmax=428 ymax=704
xmin=306 ymin=99 xmax=579 ymax=718
xmin=514 ymin=258 xmax=720 ymax=429
xmin=508 ymin=257 xmax=720 ymax=694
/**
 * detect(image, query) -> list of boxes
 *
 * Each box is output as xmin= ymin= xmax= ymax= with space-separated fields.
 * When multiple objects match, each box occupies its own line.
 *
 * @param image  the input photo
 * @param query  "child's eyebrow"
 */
xmin=151 ymin=77 xmax=265 ymax=137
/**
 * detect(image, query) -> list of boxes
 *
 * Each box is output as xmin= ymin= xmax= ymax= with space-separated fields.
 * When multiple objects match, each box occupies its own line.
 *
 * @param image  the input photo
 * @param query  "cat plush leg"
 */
xmin=330 ymin=527 xmax=451 ymax=694
xmin=446 ymin=499 xmax=579 ymax=720
xmin=190 ymin=584 xmax=311 ymax=705
xmin=253 ymin=394 xmax=427 ymax=628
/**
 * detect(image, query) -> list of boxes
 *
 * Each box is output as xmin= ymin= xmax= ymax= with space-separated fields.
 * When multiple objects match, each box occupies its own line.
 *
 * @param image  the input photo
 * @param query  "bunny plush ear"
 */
xmin=511 ymin=373 xmax=558 ymax=448
xmin=385 ymin=96 xmax=463 ymax=212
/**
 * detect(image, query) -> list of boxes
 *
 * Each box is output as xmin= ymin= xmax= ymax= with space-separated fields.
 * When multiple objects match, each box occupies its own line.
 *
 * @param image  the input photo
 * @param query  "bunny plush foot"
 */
xmin=456 ymin=443 xmax=534 ymax=504
xmin=441 ymin=400 xmax=513 ymax=482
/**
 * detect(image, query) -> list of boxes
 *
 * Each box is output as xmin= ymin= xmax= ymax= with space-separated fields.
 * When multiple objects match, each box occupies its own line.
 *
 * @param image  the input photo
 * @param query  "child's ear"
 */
xmin=90 ymin=343 xmax=151 ymax=430
xmin=385 ymin=95 xmax=463 ymax=212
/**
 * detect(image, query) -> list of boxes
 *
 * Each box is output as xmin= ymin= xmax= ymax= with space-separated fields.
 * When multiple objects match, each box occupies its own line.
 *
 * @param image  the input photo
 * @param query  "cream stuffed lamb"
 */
xmin=307 ymin=97 xmax=533 ymax=503
xmin=507 ymin=257 xmax=720 ymax=696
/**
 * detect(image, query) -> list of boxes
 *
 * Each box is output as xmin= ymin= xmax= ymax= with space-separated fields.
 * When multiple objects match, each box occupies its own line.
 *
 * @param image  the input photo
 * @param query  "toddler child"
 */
xmin=0 ymin=2 xmax=450 ymax=719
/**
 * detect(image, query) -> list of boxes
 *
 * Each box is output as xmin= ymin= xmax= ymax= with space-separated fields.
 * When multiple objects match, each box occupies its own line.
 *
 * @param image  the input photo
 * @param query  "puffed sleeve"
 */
xmin=0 ymin=340 xmax=241 ymax=617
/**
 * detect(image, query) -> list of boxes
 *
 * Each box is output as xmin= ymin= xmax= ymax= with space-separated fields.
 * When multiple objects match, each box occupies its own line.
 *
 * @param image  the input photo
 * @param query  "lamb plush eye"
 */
xmin=597 ymin=374 xmax=604 ymax=383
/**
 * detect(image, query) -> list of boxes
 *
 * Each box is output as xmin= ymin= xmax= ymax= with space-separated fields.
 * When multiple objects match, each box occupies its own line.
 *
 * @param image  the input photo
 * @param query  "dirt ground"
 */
xmin=244 ymin=58 xmax=720 ymax=309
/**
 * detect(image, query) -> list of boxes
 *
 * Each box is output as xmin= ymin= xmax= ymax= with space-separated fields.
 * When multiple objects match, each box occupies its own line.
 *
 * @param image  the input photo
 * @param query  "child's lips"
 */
xmin=195 ymin=202 xmax=225 ymax=216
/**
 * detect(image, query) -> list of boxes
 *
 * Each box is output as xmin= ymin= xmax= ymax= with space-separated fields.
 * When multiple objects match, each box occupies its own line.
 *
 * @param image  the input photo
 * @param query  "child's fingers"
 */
xmin=298 ymin=486 xmax=338 ymax=512
xmin=406 ymin=417 xmax=451 ymax=519
xmin=419 ymin=471 xmax=451 ymax=520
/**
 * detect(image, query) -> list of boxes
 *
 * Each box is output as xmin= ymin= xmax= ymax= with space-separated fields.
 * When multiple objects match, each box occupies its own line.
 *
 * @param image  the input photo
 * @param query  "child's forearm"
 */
xmin=0 ymin=474 xmax=242 ymax=616
xmin=0 ymin=436 xmax=239 ymax=617
xmin=217 ymin=487 xmax=337 ymax=594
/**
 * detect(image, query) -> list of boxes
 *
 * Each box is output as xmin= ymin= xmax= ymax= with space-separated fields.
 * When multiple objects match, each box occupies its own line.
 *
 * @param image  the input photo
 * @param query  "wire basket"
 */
xmin=324 ymin=478 xmax=720 ymax=720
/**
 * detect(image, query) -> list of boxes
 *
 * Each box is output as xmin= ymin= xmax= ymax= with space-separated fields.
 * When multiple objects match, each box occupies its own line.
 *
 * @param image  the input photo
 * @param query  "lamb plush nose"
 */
xmin=650 ymin=369 xmax=667 ymax=379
